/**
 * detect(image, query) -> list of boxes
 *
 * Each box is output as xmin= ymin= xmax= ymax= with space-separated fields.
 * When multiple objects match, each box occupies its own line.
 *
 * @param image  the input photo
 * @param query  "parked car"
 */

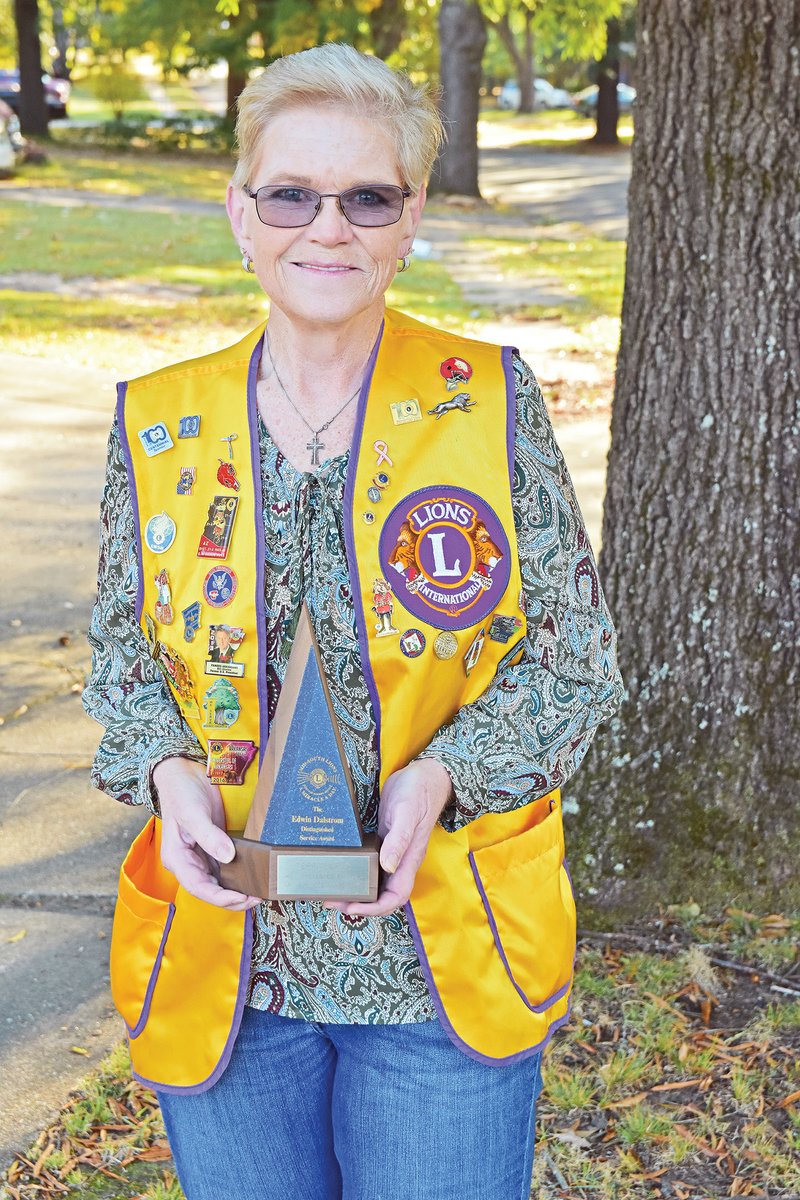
xmin=497 ymin=78 xmax=573 ymax=111
xmin=0 ymin=98 xmax=24 ymax=176
xmin=0 ymin=69 xmax=71 ymax=119
xmin=572 ymin=82 xmax=636 ymax=117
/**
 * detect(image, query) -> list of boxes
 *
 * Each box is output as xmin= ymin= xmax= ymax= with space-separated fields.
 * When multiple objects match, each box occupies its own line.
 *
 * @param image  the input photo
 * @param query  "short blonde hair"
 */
xmin=232 ymin=43 xmax=444 ymax=193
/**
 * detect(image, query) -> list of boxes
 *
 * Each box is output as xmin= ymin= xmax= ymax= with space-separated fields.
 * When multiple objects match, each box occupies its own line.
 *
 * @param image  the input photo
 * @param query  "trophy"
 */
xmin=217 ymin=605 xmax=380 ymax=902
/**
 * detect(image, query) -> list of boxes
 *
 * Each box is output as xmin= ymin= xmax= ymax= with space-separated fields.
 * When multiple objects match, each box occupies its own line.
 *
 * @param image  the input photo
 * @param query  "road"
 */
xmin=0 ymin=137 xmax=624 ymax=1170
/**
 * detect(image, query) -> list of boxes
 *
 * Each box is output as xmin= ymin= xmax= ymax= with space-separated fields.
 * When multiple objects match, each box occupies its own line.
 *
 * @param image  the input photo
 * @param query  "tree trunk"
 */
xmin=226 ymin=61 xmax=247 ymax=121
xmin=517 ymin=9 xmax=535 ymax=113
xmin=429 ymin=0 xmax=486 ymax=196
xmin=569 ymin=0 xmax=800 ymax=918
xmin=368 ymin=0 xmax=405 ymax=60
xmin=593 ymin=17 xmax=619 ymax=145
xmin=14 ymin=0 xmax=48 ymax=135
xmin=492 ymin=8 xmax=535 ymax=113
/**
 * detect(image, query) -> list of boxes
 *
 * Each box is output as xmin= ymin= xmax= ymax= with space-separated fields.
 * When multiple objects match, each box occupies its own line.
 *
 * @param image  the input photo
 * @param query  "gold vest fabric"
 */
xmin=111 ymin=310 xmax=575 ymax=1090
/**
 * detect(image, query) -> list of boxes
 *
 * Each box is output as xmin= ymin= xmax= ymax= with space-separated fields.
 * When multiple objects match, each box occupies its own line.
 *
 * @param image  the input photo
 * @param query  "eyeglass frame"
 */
xmin=242 ymin=182 xmax=413 ymax=229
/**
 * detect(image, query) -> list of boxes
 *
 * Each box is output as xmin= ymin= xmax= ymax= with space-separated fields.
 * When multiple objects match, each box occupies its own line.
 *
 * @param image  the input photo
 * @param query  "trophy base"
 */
xmin=217 ymin=833 xmax=381 ymax=902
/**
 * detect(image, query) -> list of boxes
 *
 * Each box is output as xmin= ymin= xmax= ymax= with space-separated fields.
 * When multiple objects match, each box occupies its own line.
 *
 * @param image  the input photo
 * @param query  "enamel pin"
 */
xmin=372 ymin=578 xmax=399 ymax=638
xmin=206 ymin=739 xmax=257 ymax=786
xmin=177 ymin=466 xmax=196 ymax=495
xmin=428 ymin=393 xmax=475 ymax=419
xmin=178 ymin=415 xmax=201 ymax=438
xmin=205 ymin=624 xmax=245 ymax=677
xmin=145 ymin=511 xmax=177 ymax=554
xmin=399 ymin=629 xmax=426 ymax=658
xmin=433 ymin=631 xmax=458 ymax=661
xmin=197 ymin=496 xmax=239 ymax=559
xmin=181 ymin=601 xmax=202 ymax=643
xmin=154 ymin=568 xmax=174 ymax=625
xmin=202 ymin=567 xmax=238 ymax=608
xmin=217 ymin=460 xmax=240 ymax=491
xmin=440 ymin=357 xmax=473 ymax=391
xmin=373 ymin=440 xmax=393 ymax=467
xmin=489 ymin=614 xmax=523 ymax=643
xmin=463 ymin=628 xmax=486 ymax=677
xmin=138 ymin=422 xmax=173 ymax=457
xmin=220 ymin=433 xmax=238 ymax=460
xmin=202 ymin=678 xmax=241 ymax=729
xmin=155 ymin=642 xmax=199 ymax=716
xmin=390 ymin=399 xmax=422 ymax=425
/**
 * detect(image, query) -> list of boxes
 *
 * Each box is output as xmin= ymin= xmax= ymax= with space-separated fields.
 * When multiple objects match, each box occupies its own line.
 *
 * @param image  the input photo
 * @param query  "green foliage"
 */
xmin=0 ymin=0 xmax=15 ymax=66
xmin=87 ymin=64 xmax=147 ymax=120
xmin=53 ymin=114 xmax=235 ymax=154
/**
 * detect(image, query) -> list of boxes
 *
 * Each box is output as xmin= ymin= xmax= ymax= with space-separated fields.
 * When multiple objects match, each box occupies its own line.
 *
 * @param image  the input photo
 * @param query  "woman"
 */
xmin=84 ymin=43 xmax=623 ymax=1200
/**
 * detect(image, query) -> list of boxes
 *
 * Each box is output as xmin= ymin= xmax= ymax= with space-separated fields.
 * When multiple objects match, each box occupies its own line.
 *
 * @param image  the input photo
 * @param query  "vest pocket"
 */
xmin=110 ymin=817 xmax=177 ymax=1039
xmin=468 ymin=805 xmax=576 ymax=1012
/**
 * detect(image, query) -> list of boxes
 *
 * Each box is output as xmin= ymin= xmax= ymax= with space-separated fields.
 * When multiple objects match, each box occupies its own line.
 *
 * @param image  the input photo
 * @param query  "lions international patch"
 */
xmin=378 ymin=486 xmax=511 ymax=631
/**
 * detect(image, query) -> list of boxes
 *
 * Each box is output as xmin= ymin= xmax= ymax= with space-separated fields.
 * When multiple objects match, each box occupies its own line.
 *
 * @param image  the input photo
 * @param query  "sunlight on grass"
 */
xmin=478 ymin=107 xmax=634 ymax=149
xmin=3 ymin=145 xmax=232 ymax=201
xmin=467 ymin=228 xmax=625 ymax=328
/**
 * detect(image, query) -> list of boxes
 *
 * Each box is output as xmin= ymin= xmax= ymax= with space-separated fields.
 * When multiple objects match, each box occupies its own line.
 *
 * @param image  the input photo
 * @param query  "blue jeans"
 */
xmin=158 ymin=1006 xmax=543 ymax=1200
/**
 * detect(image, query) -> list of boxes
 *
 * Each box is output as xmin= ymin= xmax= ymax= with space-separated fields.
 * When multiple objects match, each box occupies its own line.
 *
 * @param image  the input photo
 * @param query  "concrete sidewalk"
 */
xmin=0 ymin=350 xmax=609 ymax=1171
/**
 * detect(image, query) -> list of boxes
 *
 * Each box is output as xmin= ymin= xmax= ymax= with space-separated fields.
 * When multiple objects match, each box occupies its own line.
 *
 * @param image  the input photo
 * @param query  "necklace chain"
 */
xmin=265 ymin=331 xmax=361 ymax=465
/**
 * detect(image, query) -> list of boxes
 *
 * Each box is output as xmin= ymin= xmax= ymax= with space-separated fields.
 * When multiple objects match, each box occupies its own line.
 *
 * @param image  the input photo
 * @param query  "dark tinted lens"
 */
xmin=255 ymin=186 xmax=319 ymax=227
xmin=340 ymin=185 xmax=405 ymax=226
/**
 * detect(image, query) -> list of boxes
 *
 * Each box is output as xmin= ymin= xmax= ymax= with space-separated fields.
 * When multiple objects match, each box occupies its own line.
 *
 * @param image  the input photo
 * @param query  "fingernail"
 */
xmin=218 ymin=844 xmax=234 ymax=863
xmin=384 ymin=857 xmax=398 ymax=874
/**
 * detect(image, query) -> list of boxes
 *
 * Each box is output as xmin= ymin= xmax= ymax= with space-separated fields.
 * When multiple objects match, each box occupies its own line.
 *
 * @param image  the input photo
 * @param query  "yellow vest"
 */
xmin=111 ymin=309 xmax=575 ymax=1090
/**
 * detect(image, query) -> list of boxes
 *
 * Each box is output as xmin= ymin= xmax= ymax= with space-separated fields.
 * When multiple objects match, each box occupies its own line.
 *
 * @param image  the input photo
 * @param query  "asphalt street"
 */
xmin=0 ymin=138 xmax=622 ymax=1169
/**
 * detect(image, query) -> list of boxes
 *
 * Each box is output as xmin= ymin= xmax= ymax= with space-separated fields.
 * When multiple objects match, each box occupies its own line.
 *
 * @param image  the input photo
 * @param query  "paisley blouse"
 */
xmin=83 ymin=352 xmax=623 ymax=1024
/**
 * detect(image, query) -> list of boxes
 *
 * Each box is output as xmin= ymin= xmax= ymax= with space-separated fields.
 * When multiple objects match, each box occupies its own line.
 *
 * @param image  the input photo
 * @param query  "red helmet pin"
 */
xmin=217 ymin=460 xmax=240 ymax=491
xmin=440 ymin=356 xmax=473 ymax=391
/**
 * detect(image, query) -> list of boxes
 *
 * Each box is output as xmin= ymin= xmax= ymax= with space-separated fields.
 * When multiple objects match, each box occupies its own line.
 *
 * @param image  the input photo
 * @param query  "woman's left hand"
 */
xmin=325 ymin=758 xmax=453 ymax=917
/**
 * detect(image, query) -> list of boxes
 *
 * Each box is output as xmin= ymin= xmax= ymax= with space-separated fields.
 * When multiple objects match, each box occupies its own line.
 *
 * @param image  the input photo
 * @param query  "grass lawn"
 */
xmin=3 ymin=144 xmax=233 ymax=201
xmin=1 ymin=145 xmax=624 ymax=373
xmin=0 ymin=185 xmax=485 ymax=372
xmin=479 ymin=106 xmax=634 ymax=149
xmin=2 ymin=913 xmax=797 ymax=1199
xmin=64 ymin=77 xmax=210 ymax=124
xmin=469 ymin=229 xmax=627 ymax=327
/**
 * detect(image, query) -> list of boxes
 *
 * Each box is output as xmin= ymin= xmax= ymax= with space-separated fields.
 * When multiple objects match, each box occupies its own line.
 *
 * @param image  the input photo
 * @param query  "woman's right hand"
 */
xmin=152 ymin=757 xmax=261 ymax=911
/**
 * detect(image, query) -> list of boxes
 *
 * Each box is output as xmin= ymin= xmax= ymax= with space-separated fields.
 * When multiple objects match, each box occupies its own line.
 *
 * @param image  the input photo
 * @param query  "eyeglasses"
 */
xmin=243 ymin=183 xmax=411 ymax=228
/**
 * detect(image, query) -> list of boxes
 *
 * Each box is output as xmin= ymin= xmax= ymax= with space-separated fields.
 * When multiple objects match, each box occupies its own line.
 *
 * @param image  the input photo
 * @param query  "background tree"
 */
xmin=429 ymin=0 xmax=486 ymax=196
xmin=483 ymin=0 xmax=622 ymax=113
xmin=570 ymin=0 xmax=800 ymax=915
xmin=14 ymin=0 xmax=47 ymax=133
xmin=592 ymin=15 xmax=619 ymax=144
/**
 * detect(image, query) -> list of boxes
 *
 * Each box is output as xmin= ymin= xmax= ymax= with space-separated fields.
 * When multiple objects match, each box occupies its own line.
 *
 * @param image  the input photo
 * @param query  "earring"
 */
xmin=240 ymin=248 xmax=255 ymax=274
xmin=397 ymin=251 xmax=413 ymax=273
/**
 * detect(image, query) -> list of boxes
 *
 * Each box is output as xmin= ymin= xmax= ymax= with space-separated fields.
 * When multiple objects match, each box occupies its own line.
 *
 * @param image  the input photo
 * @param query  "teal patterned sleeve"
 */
xmin=417 ymin=355 xmax=624 ymax=831
xmin=82 ymin=417 xmax=206 ymax=813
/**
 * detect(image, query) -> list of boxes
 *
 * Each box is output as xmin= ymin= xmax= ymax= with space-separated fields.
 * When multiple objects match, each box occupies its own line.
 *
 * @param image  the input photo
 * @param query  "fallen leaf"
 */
xmin=650 ymin=1078 xmax=704 ymax=1092
xmin=135 ymin=1140 xmax=173 ymax=1161
xmin=69 ymin=1045 xmax=90 ymax=1056
xmin=777 ymin=1087 xmax=800 ymax=1108
xmin=5 ymin=929 xmax=26 ymax=943
xmin=606 ymin=1091 xmax=649 ymax=1108
xmin=553 ymin=1129 xmax=592 ymax=1149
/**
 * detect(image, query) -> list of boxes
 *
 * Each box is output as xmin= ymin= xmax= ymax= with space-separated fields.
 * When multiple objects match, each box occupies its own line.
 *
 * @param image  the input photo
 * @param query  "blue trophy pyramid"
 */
xmin=259 ymin=632 xmax=362 ymax=848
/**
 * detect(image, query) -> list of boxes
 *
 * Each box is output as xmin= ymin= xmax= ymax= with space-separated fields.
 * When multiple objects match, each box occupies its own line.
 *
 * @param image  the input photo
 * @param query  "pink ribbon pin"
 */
xmin=373 ymin=440 xmax=393 ymax=468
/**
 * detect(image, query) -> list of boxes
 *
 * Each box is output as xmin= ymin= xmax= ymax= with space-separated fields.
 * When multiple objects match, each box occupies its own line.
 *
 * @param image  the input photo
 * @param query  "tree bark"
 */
xmin=368 ymin=0 xmax=406 ymax=60
xmin=14 ymin=0 xmax=48 ymax=135
xmin=569 ymin=0 xmax=800 ymax=917
xmin=430 ymin=0 xmax=486 ymax=196
xmin=492 ymin=6 xmax=536 ymax=113
xmin=593 ymin=16 xmax=619 ymax=145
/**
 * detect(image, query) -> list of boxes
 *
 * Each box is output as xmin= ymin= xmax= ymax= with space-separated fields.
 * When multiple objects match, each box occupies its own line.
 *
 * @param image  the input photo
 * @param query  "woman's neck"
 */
xmin=261 ymin=302 xmax=384 ymax=409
